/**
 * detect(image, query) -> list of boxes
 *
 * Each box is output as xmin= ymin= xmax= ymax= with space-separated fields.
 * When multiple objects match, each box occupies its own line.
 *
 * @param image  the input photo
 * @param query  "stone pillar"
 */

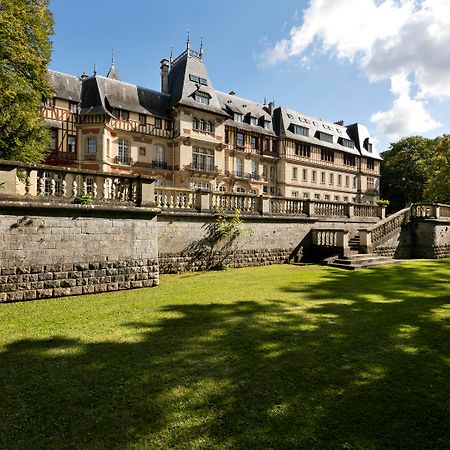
xmin=359 ymin=228 xmax=373 ymax=254
xmin=305 ymin=199 xmax=315 ymax=217
xmin=433 ymin=204 xmax=441 ymax=219
xmin=378 ymin=205 xmax=386 ymax=219
xmin=195 ymin=190 xmax=211 ymax=212
xmin=258 ymin=195 xmax=270 ymax=215
xmin=347 ymin=203 xmax=354 ymax=218
xmin=0 ymin=165 xmax=18 ymax=196
xmin=139 ymin=178 xmax=155 ymax=207
xmin=336 ymin=230 xmax=350 ymax=257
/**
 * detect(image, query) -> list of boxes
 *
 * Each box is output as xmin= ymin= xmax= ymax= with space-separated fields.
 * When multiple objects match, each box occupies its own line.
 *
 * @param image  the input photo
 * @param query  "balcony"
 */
xmin=184 ymin=163 xmax=219 ymax=174
xmin=225 ymin=171 xmax=261 ymax=181
xmin=114 ymin=156 xmax=134 ymax=166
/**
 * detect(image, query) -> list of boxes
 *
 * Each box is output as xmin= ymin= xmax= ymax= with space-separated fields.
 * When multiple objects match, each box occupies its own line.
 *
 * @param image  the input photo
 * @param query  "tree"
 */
xmin=424 ymin=135 xmax=450 ymax=204
xmin=0 ymin=0 xmax=54 ymax=163
xmin=380 ymin=136 xmax=436 ymax=212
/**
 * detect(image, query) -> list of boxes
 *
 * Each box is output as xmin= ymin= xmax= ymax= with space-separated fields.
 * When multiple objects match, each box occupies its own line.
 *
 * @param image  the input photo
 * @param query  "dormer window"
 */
xmin=189 ymin=74 xmax=199 ymax=83
xmin=341 ymin=138 xmax=354 ymax=149
xmin=199 ymin=77 xmax=208 ymax=86
xmin=194 ymin=91 xmax=210 ymax=105
xmin=364 ymin=138 xmax=373 ymax=153
xmin=287 ymin=113 xmax=294 ymax=119
xmin=249 ymin=116 xmax=258 ymax=126
xmin=318 ymin=132 xmax=333 ymax=143
xmin=234 ymin=113 xmax=243 ymax=122
xmin=293 ymin=125 xmax=309 ymax=136
xmin=263 ymin=121 xmax=271 ymax=130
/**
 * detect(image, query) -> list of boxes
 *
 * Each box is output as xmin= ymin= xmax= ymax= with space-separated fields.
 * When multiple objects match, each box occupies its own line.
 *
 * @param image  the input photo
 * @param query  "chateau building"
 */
xmin=42 ymin=39 xmax=381 ymax=203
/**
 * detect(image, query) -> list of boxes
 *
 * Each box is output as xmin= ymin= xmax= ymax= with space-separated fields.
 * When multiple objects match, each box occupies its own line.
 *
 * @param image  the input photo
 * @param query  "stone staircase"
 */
xmin=328 ymin=253 xmax=404 ymax=270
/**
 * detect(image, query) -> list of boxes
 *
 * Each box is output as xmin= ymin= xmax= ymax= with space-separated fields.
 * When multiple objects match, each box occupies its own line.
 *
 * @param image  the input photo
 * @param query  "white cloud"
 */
xmin=262 ymin=0 xmax=450 ymax=139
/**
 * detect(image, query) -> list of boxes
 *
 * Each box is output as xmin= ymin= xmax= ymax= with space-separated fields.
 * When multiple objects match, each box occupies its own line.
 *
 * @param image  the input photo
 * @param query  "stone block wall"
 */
xmin=411 ymin=220 xmax=450 ymax=259
xmin=0 ymin=205 xmax=159 ymax=302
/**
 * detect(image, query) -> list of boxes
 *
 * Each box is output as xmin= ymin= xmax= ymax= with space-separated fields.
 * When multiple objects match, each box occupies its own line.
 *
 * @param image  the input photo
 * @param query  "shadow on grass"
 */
xmin=1 ymin=261 xmax=450 ymax=449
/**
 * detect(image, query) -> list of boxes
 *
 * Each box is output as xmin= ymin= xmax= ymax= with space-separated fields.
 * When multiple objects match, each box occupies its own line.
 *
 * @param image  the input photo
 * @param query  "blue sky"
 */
xmin=49 ymin=0 xmax=450 ymax=152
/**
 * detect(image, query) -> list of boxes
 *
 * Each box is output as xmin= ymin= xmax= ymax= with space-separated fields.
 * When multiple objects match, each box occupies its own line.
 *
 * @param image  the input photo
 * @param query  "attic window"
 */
xmin=199 ymin=77 xmax=208 ymax=86
xmin=194 ymin=91 xmax=210 ymax=105
xmin=364 ymin=138 xmax=373 ymax=153
xmin=318 ymin=132 xmax=333 ymax=143
xmin=234 ymin=113 xmax=243 ymax=122
xmin=249 ymin=116 xmax=258 ymax=126
xmin=341 ymin=138 xmax=354 ymax=149
xmin=287 ymin=114 xmax=294 ymax=119
xmin=189 ymin=74 xmax=199 ymax=83
xmin=293 ymin=125 xmax=309 ymax=136
xmin=263 ymin=121 xmax=271 ymax=130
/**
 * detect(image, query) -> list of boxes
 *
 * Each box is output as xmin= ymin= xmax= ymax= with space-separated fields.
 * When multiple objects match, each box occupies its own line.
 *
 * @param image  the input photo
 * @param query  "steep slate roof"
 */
xmin=346 ymin=123 xmax=382 ymax=160
xmin=106 ymin=64 xmax=121 ymax=81
xmin=275 ymin=107 xmax=363 ymax=157
xmin=167 ymin=50 xmax=226 ymax=116
xmin=47 ymin=70 xmax=82 ymax=102
xmin=216 ymin=91 xmax=276 ymax=137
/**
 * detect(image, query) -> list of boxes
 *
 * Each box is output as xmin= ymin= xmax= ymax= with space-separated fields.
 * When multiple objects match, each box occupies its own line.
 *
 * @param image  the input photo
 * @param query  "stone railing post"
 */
xmin=0 ymin=164 xmax=18 ymax=196
xmin=359 ymin=228 xmax=373 ymax=254
xmin=378 ymin=205 xmax=386 ymax=219
xmin=195 ymin=190 xmax=211 ymax=212
xmin=347 ymin=203 xmax=354 ymax=218
xmin=433 ymin=204 xmax=440 ymax=219
xmin=305 ymin=199 xmax=315 ymax=217
xmin=257 ymin=195 xmax=270 ymax=215
xmin=336 ymin=230 xmax=350 ymax=257
xmin=139 ymin=178 xmax=155 ymax=207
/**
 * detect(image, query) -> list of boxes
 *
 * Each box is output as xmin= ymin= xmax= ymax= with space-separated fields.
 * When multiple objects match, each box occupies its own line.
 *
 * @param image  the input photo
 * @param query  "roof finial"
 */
xmin=186 ymin=30 xmax=190 ymax=50
xmin=111 ymin=49 xmax=115 ymax=67
xmin=264 ymin=97 xmax=267 ymax=105
xmin=200 ymin=35 xmax=204 ymax=57
xmin=170 ymin=45 xmax=173 ymax=65
xmin=93 ymin=63 xmax=97 ymax=76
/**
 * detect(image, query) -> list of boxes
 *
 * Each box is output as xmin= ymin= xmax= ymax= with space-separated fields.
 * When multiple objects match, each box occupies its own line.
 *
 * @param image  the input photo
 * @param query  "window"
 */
xmin=329 ymin=173 xmax=334 ymax=185
xmin=321 ymin=172 xmax=326 ymax=184
xmin=106 ymin=139 xmax=110 ymax=157
xmin=250 ymin=189 xmax=258 ymax=195
xmin=236 ymin=187 xmax=246 ymax=193
xmin=321 ymin=149 xmax=334 ymax=162
xmin=49 ymin=128 xmax=57 ymax=152
xmin=292 ymin=191 xmax=298 ymax=198
xmin=139 ymin=147 xmax=146 ymax=156
xmin=263 ymin=121 xmax=271 ymax=130
xmin=236 ymin=132 xmax=244 ymax=147
xmin=334 ymin=195 xmax=340 ymax=202
xmin=262 ymin=164 xmax=268 ymax=179
xmin=251 ymin=160 xmax=258 ymax=179
xmin=205 ymin=121 xmax=213 ymax=133
xmin=344 ymin=154 xmax=356 ymax=166
xmin=117 ymin=138 xmax=129 ymax=164
xmin=367 ymin=159 xmax=375 ymax=170
xmin=121 ymin=110 xmax=130 ymax=121
xmin=318 ymin=132 xmax=333 ymax=143
xmin=43 ymin=171 xmax=62 ymax=196
xmin=193 ymin=117 xmax=214 ymax=133
xmin=85 ymin=177 xmax=95 ymax=195
xmin=343 ymin=196 xmax=349 ymax=202
xmin=194 ymin=92 xmax=210 ymax=105
xmin=67 ymin=135 xmax=76 ymax=153
xmin=292 ymin=167 xmax=298 ymax=180
xmin=165 ymin=120 xmax=173 ymax=131
xmin=338 ymin=174 xmax=342 ymax=186
xmin=314 ymin=193 xmax=321 ymax=200
xmin=353 ymin=177 xmax=357 ymax=188
xmin=69 ymin=102 xmax=78 ymax=114
xmin=293 ymin=125 xmax=309 ymax=136
xmin=295 ymin=143 xmax=311 ymax=157
xmin=302 ymin=169 xmax=307 ymax=182
xmin=367 ymin=177 xmax=375 ymax=189
xmin=236 ymin=158 xmax=244 ymax=177
xmin=303 ymin=192 xmax=310 ymax=199
xmin=218 ymin=185 xmax=226 ymax=192
xmin=87 ymin=137 xmax=96 ymax=155
xmin=263 ymin=139 xmax=270 ymax=152
xmin=139 ymin=114 xmax=147 ymax=126
xmin=251 ymin=136 xmax=258 ymax=150
xmin=42 ymin=97 xmax=54 ymax=108
xmin=199 ymin=77 xmax=208 ymax=86
xmin=270 ymin=187 xmax=275 ymax=195
xmin=192 ymin=181 xmax=211 ymax=191
xmin=269 ymin=166 xmax=274 ymax=180
xmin=341 ymin=138 xmax=354 ymax=148
xmin=234 ymin=113 xmax=243 ymax=122
xmin=154 ymin=145 xmax=165 ymax=168
xmin=189 ymin=74 xmax=199 ymax=83
xmin=324 ymin=194 xmax=330 ymax=201
xmin=367 ymin=143 xmax=373 ymax=153
xmin=155 ymin=118 xmax=162 ymax=129
xmin=192 ymin=147 xmax=215 ymax=171
xmin=287 ymin=113 xmax=294 ymax=119
xmin=249 ymin=116 xmax=258 ymax=126
xmin=312 ymin=170 xmax=317 ymax=183
xmin=263 ymin=186 xmax=268 ymax=194
xmin=345 ymin=175 xmax=350 ymax=187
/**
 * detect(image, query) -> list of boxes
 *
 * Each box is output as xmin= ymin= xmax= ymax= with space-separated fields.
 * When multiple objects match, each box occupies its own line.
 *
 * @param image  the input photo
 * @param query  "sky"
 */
xmin=49 ymin=0 xmax=450 ymax=153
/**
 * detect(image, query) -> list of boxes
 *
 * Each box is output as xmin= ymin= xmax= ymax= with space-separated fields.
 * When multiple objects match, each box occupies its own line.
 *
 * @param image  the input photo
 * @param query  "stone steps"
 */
xmin=328 ymin=254 xmax=405 ymax=270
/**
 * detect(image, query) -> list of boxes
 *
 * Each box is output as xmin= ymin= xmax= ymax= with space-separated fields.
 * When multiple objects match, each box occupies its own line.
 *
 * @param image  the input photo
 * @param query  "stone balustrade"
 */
xmin=312 ymin=229 xmax=350 ymax=256
xmin=411 ymin=203 xmax=450 ymax=219
xmin=0 ymin=160 xmax=155 ymax=207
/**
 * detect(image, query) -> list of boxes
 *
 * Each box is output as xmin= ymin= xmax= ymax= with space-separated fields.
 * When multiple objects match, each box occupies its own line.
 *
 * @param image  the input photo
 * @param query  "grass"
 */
xmin=1 ymin=260 xmax=450 ymax=450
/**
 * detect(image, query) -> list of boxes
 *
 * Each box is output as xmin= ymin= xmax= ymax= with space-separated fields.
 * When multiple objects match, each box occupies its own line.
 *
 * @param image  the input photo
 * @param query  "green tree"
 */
xmin=380 ymin=136 xmax=436 ymax=212
xmin=0 ymin=0 xmax=54 ymax=163
xmin=424 ymin=135 xmax=450 ymax=204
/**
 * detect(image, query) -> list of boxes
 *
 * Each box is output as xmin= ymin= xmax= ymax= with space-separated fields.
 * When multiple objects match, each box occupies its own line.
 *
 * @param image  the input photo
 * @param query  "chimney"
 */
xmin=334 ymin=120 xmax=345 ymax=126
xmin=160 ymin=58 xmax=169 ymax=94
xmin=268 ymin=100 xmax=275 ymax=115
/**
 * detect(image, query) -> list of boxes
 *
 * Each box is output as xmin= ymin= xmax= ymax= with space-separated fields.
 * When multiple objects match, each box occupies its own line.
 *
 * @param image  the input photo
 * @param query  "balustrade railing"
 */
xmin=371 ymin=207 xmax=411 ymax=244
xmin=154 ymin=188 xmax=195 ymax=209
xmin=355 ymin=204 xmax=379 ymax=217
xmin=0 ymin=160 xmax=154 ymax=207
xmin=270 ymin=197 xmax=306 ymax=215
xmin=210 ymin=192 xmax=257 ymax=213
xmin=314 ymin=201 xmax=347 ymax=216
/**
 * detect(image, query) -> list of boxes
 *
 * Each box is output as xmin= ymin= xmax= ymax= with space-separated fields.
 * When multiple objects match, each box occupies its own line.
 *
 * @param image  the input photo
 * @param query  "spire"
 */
xmin=186 ymin=30 xmax=190 ymax=50
xmin=199 ymin=35 xmax=204 ymax=58
xmin=107 ymin=50 xmax=121 ymax=81
xmin=170 ymin=45 xmax=173 ymax=65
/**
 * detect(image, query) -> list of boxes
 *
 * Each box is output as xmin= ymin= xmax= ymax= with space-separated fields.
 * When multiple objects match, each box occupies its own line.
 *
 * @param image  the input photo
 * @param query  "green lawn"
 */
xmin=1 ymin=261 xmax=449 ymax=450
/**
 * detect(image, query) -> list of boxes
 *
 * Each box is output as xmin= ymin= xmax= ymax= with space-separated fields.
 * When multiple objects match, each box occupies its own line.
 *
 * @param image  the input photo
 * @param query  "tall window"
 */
xmin=49 ymin=128 xmax=57 ymax=152
xmin=329 ymin=173 xmax=334 ymax=185
xmin=154 ymin=145 xmax=165 ymax=168
xmin=194 ymin=92 xmax=210 ymax=105
xmin=251 ymin=160 xmax=258 ymax=179
xmin=302 ymin=168 xmax=307 ymax=182
xmin=236 ymin=132 xmax=244 ymax=147
xmin=192 ymin=147 xmax=215 ymax=171
xmin=67 ymin=135 xmax=76 ymax=153
xmin=251 ymin=136 xmax=258 ymax=150
xmin=117 ymin=138 xmax=129 ymax=164
xmin=262 ymin=164 xmax=268 ymax=179
xmin=155 ymin=118 xmax=162 ymax=129
xmin=69 ymin=102 xmax=78 ymax=114
xmin=312 ymin=170 xmax=317 ymax=183
xmin=87 ymin=137 xmax=96 ymax=155
xmin=292 ymin=167 xmax=298 ymax=180
xmin=367 ymin=159 xmax=375 ymax=170
xmin=263 ymin=139 xmax=270 ymax=152
xmin=295 ymin=143 xmax=311 ymax=157
xmin=344 ymin=154 xmax=356 ymax=166
xmin=121 ymin=110 xmax=130 ymax=121
xmin=321 ymin=149 xmax=334 ymax=162
xmin=236 ymin=158 xmax=243 ymax=177
xmin=321 ymin=172 xmax=326 ymax=184
xmin=139 ymin=114 xmax=147 ymax=126
xmin=293 ymin=125 xmax=309 ymax=136
xmin=234 ymin=113 xmax=243 ymax=122
xmin=249 ymin=116 xmax=257 ymax=126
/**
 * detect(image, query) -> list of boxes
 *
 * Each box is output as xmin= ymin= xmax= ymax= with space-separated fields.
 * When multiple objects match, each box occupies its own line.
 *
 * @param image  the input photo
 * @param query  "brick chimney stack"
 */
xmin=160 ymin=58 xmax=169 ymax=94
